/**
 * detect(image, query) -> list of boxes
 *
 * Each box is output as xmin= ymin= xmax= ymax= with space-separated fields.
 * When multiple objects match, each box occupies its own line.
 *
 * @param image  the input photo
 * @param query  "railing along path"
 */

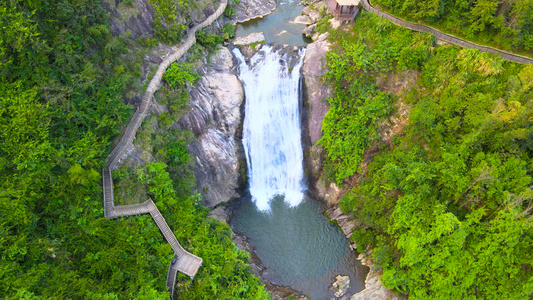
xmin=102 ymin=1 xmax=227 ymax=298
xmin=361 ymin=0 xmax=533 ymax=65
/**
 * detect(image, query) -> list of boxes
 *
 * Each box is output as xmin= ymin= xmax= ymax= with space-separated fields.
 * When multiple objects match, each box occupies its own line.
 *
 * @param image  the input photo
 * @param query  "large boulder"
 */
xmin=293 ymin=15 xmax=313 ymax=25
xmin=303 ymin=24 xmax=316 ymax=38
xmin=302 ymin=6 xmax=323 ymax=23
xmin=234 ymin=32 xmax=266 ymax=46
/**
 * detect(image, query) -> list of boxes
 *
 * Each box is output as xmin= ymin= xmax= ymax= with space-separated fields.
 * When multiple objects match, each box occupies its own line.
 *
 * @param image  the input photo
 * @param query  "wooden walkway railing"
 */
xmin=102 ymin=0 xmax=227 ymax=298
xmin=361 ymin=0 xmax=533 ymax=65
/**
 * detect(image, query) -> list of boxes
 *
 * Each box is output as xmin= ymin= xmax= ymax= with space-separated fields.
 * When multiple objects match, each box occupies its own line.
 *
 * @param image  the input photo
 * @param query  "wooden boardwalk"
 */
xmin=361 ymin=0 xmax=533 ymax=65
xmin=101 ymin=0 xmax=227 ymax=298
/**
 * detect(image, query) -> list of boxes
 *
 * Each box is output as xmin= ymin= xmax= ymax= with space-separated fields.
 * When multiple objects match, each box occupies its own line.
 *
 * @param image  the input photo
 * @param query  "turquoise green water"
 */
xmin=234 ymin=0 xmax=311 ymax=45
xmin=231 ymin=196 xmax=368 ymax=299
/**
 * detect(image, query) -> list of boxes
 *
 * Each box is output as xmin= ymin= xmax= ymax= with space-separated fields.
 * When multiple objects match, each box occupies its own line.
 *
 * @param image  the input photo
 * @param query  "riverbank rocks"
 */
xmin=350 ymin=254 xmax=403 ymax=300
xmin=234 ymin=32 xmax=266 ymax=46
xmin=178 ymin=47 xmax=245 ymax=208
xmin=293 ymin=15 xmax=313 ymax=25
xmin=302 ymin=6 xmax=323 ymax=23
xmin=299 ymin=2 xmax=327 ymax=40
xmin=303 ymin=24 xmax=316 ymax=38
xmin=236 ymin=0 xmax=276 ymax=23
xmin=330 ymin=275 xmax=351 ymax=299
xmin=327 ymin=207 xmax=362 ymax=239
xmin=207 ymin=204 xmax=231 ymax=223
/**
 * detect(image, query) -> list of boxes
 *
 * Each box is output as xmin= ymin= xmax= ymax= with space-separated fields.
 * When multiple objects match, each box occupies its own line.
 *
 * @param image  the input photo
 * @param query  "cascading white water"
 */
xmin=233 ymin=46 xmax=306 ymax=211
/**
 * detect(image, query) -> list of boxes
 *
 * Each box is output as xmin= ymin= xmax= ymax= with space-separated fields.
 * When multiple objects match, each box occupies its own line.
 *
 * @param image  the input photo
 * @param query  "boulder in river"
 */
xmin=234 ymin=32 xmax=266 ymax=46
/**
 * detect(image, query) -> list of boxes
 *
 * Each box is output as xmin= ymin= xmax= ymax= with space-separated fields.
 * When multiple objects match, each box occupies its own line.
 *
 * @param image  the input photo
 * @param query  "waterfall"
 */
xmin=234 ymin=45 xmax=306 ymax=211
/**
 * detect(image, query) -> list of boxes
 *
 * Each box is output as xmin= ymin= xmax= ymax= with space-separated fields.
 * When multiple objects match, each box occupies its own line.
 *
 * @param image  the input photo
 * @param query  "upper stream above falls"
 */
xmin=235 ymin=0 xmax=311 ymax=45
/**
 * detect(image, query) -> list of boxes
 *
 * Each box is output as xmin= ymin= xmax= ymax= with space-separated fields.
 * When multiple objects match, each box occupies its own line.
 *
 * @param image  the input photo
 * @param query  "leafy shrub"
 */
xmin=224 ymin=5 xmax=236 ymax=18
xmin=163 ymin=62 xmax=200 ymax=89
xmin=223 ymin=23 xmax=236 ymax=39
xmin=196 ymin=30 xmax=223 ymax=51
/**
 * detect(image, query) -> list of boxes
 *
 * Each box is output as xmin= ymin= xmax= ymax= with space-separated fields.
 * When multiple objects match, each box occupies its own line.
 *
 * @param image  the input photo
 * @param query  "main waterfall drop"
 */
xmin=234 ymin=46 xmax=306 ymax=211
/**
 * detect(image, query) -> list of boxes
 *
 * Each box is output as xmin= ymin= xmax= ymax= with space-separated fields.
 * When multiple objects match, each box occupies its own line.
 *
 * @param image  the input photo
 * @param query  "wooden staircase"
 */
xmin=101 ymin=0 xmax=228 ymax=298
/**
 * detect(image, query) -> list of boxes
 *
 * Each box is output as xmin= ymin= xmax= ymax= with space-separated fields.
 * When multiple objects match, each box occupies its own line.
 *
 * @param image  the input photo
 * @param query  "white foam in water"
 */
xmin=233 ymin=46 xmax=306 ymax=211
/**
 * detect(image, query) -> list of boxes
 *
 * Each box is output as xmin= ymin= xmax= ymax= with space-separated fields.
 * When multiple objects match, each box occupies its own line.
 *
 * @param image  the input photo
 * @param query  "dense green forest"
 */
xmin=320 ymin=12 xmax=533 ymax=299
xmin=0 ymin=0 xmax=268 ymax=298
xmin=373 ymin=0 xmax=533 ymax=55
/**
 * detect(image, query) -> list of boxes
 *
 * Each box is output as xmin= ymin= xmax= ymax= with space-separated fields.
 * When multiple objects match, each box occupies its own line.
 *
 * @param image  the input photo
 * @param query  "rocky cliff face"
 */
xmin=103 ymin=0 xmax=156 ymax=38
xmin=301 ymin=33 xmax=345 ymax=207
xmin=103 ymin=0 xmax=216 ymax=39
xmin=178 ymin=47 xmax=246 ymax=208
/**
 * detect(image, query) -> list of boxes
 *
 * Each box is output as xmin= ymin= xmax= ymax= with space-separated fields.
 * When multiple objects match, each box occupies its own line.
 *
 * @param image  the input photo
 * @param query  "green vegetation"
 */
xmin=374 ymin=0 xmax=533 ymax=55
xmin=223 ymin=23 xmax=236 ymax=39
xmin=1 ymin=0 xmax=268 ymax=298
xmin=150 ymin=0 xmax=191 ymax=43
xmin=322 ymin=12 xmax=533 ymax=298
xmin=319 ymin=15 xmax=432 ymax=183
xmin=196 ymin=30 xmax=224 ymax=51
xmin=224 ymin=0 xmax=241 ymax=18
xmin=164 ymin=62 xmax=200 ymax=89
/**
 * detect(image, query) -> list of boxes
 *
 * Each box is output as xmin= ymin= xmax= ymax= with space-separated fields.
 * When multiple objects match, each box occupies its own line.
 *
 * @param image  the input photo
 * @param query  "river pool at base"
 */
xmin=231 ymin=196 xmax=368 ymax=299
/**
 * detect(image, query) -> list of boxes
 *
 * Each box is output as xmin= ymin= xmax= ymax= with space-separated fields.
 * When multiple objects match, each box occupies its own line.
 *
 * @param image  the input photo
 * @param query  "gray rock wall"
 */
xmin=302 ymin=33 xmax=344 ymax=207
xmin=103 ymin=0 xmax=217 ymax=39
xmin=178 ymin=47 xmax=246 ymax=208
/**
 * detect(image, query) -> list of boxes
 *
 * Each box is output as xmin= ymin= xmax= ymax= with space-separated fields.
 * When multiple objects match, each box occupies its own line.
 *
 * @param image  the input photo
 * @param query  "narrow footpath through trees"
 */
xmin=361 ymin=0 xmax=533 ymax=65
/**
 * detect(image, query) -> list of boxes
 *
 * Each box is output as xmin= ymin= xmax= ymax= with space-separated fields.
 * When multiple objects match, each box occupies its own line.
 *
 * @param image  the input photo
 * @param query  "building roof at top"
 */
xmin=336 ymin=0 xmax=360 ymax=5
